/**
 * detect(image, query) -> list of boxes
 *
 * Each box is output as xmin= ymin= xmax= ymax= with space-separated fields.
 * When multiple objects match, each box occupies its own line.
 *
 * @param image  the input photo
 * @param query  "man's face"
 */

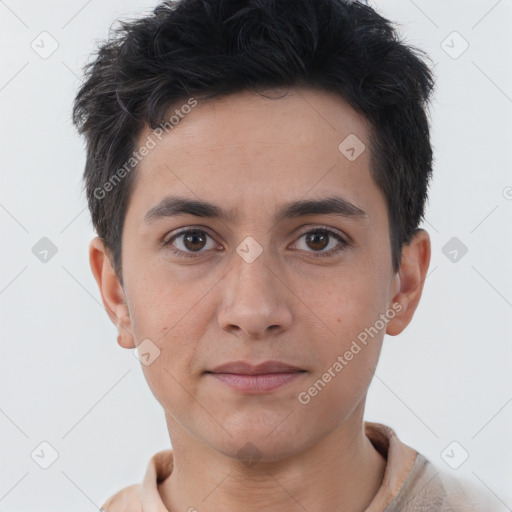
xmin=112 ymin=89 xmax=402 ymax=460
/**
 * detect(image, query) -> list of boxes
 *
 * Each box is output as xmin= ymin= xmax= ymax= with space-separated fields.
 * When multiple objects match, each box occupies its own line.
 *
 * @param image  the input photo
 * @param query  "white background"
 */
xmin=0 ymin=0 xmax=511 ymax=510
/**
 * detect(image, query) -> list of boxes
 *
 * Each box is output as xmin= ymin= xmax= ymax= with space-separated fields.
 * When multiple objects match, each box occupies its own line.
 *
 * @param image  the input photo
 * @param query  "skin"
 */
xmin=90 ymin=88 xmax=431 ymax=512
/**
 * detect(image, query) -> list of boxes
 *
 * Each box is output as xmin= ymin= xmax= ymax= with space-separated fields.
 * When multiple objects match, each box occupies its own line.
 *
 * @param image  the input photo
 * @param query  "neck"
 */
xmin=159 ymin=407 xmax=386 ymax=512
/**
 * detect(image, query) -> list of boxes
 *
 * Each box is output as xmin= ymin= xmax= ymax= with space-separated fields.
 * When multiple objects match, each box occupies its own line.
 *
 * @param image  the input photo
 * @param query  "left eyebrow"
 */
xmin=143 ymin=195 xmax=368 ymax=226
xmin=274 ymin=196 xmax=368 ymax=223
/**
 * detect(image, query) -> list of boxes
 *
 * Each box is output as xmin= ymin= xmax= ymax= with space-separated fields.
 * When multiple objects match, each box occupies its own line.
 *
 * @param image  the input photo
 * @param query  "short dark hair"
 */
xmin=73 ymin=0 xmax=435 ymax=286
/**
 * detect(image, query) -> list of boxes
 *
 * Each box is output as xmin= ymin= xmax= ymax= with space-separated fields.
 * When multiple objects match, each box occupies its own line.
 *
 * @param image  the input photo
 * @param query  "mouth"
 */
xmin=205 ymin=360 xmax=307 ymax=394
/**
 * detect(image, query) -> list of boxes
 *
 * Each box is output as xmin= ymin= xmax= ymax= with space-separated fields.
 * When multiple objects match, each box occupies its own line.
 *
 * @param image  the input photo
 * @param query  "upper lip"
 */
xmin=207 ymin=360 xmax=305 ymax=375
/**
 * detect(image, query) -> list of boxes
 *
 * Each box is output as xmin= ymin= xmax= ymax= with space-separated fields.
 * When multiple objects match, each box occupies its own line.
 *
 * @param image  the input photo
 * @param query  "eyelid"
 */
xmin=162 ymin=225 xmax=216 ymax=245
xmin=293 ymin=224 xmax=348 ymax=242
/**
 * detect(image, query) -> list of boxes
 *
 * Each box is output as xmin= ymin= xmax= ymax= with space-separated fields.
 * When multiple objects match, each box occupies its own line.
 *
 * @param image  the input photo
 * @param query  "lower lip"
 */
xmin=207 ymin=372 xmax=305 ymax=393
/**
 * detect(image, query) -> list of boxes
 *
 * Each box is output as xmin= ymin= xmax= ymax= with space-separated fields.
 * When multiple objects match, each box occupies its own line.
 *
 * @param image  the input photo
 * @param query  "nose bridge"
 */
xmin=218 ymin=239 xmax=292 ymax=337
xmin=235 ymin=249 xmax=272 ymax=300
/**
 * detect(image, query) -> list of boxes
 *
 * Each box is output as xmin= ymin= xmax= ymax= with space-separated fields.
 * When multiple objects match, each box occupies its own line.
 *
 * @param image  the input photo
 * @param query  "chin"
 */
xmin=209 ymin=423 xmax=313 ymax=464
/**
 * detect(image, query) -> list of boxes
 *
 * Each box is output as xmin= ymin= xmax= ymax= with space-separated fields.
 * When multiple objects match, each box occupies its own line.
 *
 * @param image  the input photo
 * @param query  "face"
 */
xmin=90 ymin=88 xmax=430 ymax=462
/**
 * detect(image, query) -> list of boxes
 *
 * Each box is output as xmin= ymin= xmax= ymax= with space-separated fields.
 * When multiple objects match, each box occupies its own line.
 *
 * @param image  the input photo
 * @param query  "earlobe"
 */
xmin=89 ymin=236 xmax=135 ymax=349
xmin=385 ymin=229 xmax=431 ymax=336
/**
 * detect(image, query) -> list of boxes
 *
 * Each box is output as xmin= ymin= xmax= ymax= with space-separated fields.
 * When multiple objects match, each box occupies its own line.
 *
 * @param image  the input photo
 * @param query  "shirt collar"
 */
xmin=104 ymin=421 xmax=418 ymax=511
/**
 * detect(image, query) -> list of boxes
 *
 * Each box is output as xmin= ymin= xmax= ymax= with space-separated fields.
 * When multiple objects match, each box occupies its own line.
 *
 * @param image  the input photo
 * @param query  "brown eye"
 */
xmin=181 ymin=230 xmax=207 ymax=251
xmin=305 ymin=231 xmax=329 ymax=251
xmin=164 ymin=229 xmax=217 ymax=257
xmin=293 ymin=228 xmax=348 ymax=258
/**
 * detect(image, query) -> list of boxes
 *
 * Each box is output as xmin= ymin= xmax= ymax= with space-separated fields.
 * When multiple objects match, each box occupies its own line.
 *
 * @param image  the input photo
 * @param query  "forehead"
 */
xmin=126 ymin=88 xmax=385 ymax=227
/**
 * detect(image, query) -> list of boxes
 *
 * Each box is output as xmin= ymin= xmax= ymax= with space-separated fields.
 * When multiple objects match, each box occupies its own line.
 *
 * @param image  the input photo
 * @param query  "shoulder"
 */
xmin=100 ymin=483 xmax=143 ymax=512
xmin=389 ymin=453 xmax=498 ymax=512
xmin=99 ymin=448 xmax=173 ymax=512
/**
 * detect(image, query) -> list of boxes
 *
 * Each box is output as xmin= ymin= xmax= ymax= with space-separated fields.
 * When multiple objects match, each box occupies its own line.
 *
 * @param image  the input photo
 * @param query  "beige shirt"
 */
xmin=100 ymin=421 xmax=494 ymax=511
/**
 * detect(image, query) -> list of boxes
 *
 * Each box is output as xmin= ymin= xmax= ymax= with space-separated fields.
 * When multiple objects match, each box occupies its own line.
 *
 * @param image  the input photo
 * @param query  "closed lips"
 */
xmin=206 ymin=360 xmax=306 ymax=375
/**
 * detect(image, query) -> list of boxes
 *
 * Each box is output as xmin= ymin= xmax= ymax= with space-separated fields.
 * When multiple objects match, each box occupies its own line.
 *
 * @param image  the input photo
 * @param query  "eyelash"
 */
xmin=163 ymin=227 xmax=349 ymax=259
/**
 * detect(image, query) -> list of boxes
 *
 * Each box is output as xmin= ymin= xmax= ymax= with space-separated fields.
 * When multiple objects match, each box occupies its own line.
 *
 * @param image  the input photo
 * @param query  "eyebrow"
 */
xmin=143 ymin=195 xmax=368 ymax=225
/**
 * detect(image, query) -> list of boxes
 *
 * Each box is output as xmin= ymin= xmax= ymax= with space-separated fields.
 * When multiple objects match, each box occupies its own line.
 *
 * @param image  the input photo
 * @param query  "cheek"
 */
xmin=126 ymin=257 xmax=210 ymax=343
xmin=136 ymin=328 xmax=202 ymax=416
xmin=307 ymin=265 xmax=386 ymax=340
xmin=299 ymin=265 xmax=387 ymax=397
xmin=297 ymin=298 xmax=385 ymax=426
xmin=124 ymin=276 xmax=208 ymax=408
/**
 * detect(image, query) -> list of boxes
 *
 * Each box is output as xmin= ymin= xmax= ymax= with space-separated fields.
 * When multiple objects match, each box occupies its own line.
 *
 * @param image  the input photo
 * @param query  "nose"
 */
xmin=217 ymin=248 xmax=293 ymax=340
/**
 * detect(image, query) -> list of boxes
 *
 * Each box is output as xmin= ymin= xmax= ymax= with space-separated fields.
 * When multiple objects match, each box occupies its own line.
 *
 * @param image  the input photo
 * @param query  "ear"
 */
xmin=89 ymin=236 xmax=135 ymax=349
xmin=386 ymin=229 xmax=431 ymax=336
